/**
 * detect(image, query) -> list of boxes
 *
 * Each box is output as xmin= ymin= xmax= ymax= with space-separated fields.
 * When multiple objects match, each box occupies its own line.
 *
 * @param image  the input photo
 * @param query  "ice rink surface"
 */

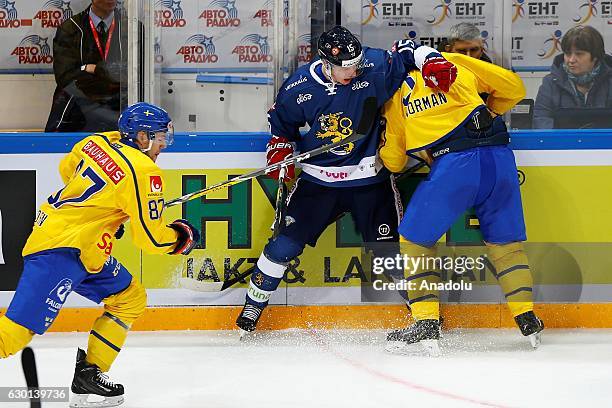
xmin=1 ymin=328 xmax=612 ymax=408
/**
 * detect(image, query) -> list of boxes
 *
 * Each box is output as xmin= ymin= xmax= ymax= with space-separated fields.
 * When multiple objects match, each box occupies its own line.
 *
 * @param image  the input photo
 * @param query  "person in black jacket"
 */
xmin=45 ymin=0 xmax=128 ymax=132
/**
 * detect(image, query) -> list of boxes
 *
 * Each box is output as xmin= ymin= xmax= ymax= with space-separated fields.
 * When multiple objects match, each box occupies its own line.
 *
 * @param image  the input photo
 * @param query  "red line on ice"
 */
xmin=309 ymin=330 xmax=508 ymax=408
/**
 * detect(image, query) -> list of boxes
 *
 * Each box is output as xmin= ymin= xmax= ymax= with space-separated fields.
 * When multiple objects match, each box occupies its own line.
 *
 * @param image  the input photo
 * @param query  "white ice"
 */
xmin=2 ymin=329 xmax=612 ymax=408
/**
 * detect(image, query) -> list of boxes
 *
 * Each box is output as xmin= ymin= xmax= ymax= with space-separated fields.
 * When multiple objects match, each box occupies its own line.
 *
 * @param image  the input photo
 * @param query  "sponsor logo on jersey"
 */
xmin=11 ymin=35 xmax=52 ymax=64
xmin=351 ymin=80 xmax=369 ymax=91
xmin=199 ymin=0 xmax=241 ymax=27
xmin=81 ymin=140 xmax=126 ymax=184
xmin=285 ymin=75 xmax=307 ymax=91
xmin=378 ymin=224 xmax=391 ymax=236
xmin=45 ymin=278 xmax=72 ymax=311
xmin=232 ymin=34 xmax=272 ymax=63
xmin=247 ymin=285 xmax=271 ymax=302
xmin=361 ymin=59 xmax=374 ymax=69
xmin=296 ymin=93 xmax=312 ymax=105
xmin=154 ymin=0 xmax=187 ymax=27
xmin=432 ymin=147 xmax=450 ymax=158
xmin=97 ymin=232 xmax=113 ymax=255
xmin=34 ymin=209 xmax=48 ymax=227
xmin=315 ymin=112 xmax=355 ymax=156
xmin=150 ymin=175 xmax=163 ymax=193
xmin=319 ymin=170 xmax=350 ymax=180
xmin=34 ymin=0 xmax=73 ymax=28
xmin=177 ymin=34 xmax=219 ymax=64
xmin=0 ymin=1 xmax=32 ymax=28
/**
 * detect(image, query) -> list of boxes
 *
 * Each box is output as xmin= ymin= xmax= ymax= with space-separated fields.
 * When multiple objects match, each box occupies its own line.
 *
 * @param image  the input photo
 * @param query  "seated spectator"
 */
xmin=533 ymin=25 xmax=612 ymax=129
xmin=45 ymin=0 xmax=127 ymax=132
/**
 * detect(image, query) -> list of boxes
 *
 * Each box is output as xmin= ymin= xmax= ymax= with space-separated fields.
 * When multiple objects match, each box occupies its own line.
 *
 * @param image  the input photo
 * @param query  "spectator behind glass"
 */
xmin=438 ymin=22 xmax=493 ymax=102
xmin=45 ymin=0 xmax=127 ymax=132
xmin=533 ymin=25 xmax=612 ymax=129
xmin=439 ymin=22 xmax=492 ymax=63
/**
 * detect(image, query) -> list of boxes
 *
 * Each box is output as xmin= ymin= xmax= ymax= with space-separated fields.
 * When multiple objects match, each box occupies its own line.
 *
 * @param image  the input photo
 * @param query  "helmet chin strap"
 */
xmin=322 ymin=60 xmax=338 ymax=85
xmin=140 ymin=137 xmax=154 ymax=153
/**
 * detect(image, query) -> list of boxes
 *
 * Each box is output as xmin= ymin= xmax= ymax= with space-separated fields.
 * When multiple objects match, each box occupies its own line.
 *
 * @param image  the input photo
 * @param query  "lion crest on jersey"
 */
xmin=315 ymin=112 xmax=354 ymax=155
xmin=254 ymin=272 xmax=264 ymax=286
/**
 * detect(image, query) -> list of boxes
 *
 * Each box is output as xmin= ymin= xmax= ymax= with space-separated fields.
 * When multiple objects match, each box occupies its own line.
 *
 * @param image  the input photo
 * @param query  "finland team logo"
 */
xmin=316 ymin=112 xmax=355 ymax=156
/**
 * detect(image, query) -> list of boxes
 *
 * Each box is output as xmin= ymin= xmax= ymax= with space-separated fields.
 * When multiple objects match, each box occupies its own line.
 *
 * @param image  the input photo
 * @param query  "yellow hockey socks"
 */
xmin=87 ymin=279 xmax=146 ymax=372
xmin=400 ymin=236 xmax=440 ymax=321
xmin=486 ymin=242 xmax=534 ymax=317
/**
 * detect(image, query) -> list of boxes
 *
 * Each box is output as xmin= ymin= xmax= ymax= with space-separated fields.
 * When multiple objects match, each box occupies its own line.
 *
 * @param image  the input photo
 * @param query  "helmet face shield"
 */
xmin=325 ymin=51 xmax=364 ymax=84
xmin=151 ymin=121 xmax=174 ymax=146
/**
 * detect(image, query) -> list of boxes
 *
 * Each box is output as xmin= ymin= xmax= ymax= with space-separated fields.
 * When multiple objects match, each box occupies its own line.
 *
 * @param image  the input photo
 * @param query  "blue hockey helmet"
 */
xmin=118 ymin=102 xmax=174 ymax=147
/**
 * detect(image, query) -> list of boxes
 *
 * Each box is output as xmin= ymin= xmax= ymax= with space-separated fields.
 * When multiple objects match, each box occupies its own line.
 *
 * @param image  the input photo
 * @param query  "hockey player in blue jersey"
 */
xmin=236 ymin=26 xmax=458 ymax=333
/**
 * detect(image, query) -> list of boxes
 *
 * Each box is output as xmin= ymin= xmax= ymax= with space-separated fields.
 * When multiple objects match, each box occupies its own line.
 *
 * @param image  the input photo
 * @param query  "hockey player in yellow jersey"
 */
xmin=380 ymin=53 xmax=544 ymax=355
xmin=0 ymin=102 xmax=200 ymax=407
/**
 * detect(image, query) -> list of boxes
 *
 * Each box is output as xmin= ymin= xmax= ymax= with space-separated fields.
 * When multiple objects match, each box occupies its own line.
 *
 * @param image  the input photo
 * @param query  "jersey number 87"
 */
xmin=48 ymin=160 xmax=106 ymax=208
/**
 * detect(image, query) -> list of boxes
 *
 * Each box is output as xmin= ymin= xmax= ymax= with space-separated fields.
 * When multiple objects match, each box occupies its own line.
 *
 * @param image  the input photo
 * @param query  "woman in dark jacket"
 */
xmin=534 ymin=25 xmax=612 ymax=129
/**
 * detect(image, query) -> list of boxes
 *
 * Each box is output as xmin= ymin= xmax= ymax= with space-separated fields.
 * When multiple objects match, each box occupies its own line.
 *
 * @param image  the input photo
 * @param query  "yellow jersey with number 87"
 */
xmin=23 ymin=132 xmax=179 ymax=273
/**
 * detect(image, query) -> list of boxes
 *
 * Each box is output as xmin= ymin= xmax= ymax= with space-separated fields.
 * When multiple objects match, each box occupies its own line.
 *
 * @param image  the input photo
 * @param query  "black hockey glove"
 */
xmin=168 ymin=219 xmax=200 ymax=255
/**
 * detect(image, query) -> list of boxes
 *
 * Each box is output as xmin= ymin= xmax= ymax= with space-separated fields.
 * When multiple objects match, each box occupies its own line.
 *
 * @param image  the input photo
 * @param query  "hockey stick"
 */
xmin=21 ymin=347 xmax=41 ymax=408
xmin=179 ymin=159 xmax=430 ymax=293
xmin=271 ymin=166 xmax=288 ymax=240
xmin=165 ymin=97 xmax=379 ymax=208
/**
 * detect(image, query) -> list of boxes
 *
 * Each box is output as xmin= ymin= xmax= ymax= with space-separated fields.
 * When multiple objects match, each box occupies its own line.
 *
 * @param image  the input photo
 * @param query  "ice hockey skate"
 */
xmin=385 ymin=319 xmax=441 ymax=357
xmin=515 ymin=311 xmax=544 ymax=349
xmin=236 ymin=303 xmax=264 ymax=339
xmin=70 ymin=348 xmax=124 ymax=408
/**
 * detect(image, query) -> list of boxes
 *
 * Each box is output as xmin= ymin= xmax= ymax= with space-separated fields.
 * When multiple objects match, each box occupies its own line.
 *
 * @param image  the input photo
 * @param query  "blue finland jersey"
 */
xmin=268 ymin=45 xmax=426 ymax=187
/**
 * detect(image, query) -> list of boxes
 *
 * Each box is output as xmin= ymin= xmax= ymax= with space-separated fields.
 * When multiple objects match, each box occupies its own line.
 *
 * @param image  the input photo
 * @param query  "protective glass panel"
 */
xmin=0 ymin=0 xmax=128 ymax=131
xmin=152 ymin=0 xmax=296 ymax=132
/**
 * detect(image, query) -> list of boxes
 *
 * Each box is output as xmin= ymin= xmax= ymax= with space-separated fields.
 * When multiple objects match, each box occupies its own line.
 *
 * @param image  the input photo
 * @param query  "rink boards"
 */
xmin=1 ymin=131 xmax=612 ymax=329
